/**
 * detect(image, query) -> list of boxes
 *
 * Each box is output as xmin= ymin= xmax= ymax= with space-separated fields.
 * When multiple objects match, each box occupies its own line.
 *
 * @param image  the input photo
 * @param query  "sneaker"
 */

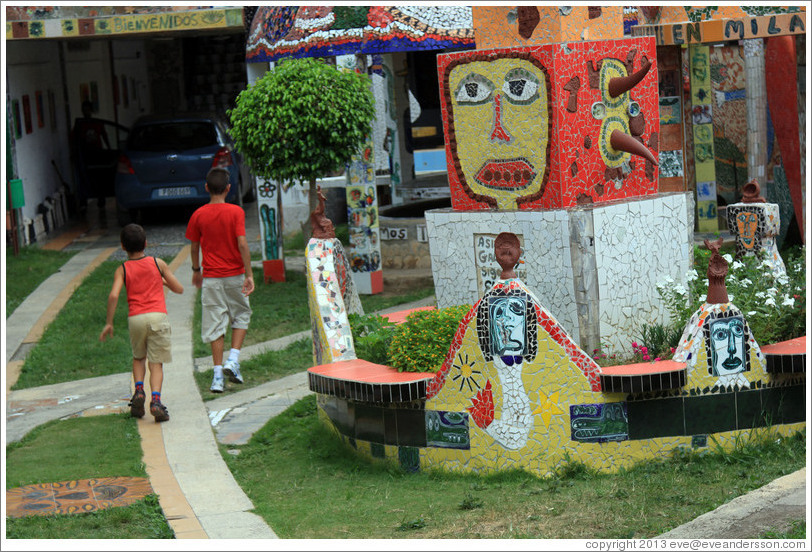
xmin=210 ymin=373 xmax=225 ymax=393
xmin=150 ymin=400 xmax=170 ymax=422
xmin=224 ymin=360 xmax=244 ymax=384
xmin=129 ymin=388 xmax=146 ymax=418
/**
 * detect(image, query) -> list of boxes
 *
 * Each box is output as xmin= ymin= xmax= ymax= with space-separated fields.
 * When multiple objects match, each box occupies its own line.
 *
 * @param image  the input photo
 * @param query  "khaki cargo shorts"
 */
xmin=128 ymin=312 xmax=172 ymax=363
xmin=201 ymin=275 xmax=252 ymax=344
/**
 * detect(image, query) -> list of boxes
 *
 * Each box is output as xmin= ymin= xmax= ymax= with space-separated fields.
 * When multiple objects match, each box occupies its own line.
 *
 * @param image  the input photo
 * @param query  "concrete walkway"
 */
xmin=4 ymin=230 xmax=806 ymax=540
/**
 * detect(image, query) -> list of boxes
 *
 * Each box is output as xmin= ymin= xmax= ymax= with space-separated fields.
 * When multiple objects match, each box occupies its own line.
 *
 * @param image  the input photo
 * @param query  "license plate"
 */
xmin=156 ymin=187 xmax=193 ymax=198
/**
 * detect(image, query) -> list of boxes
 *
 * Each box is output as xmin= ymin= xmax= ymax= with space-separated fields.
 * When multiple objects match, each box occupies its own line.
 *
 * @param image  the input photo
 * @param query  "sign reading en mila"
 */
xmin=633 ymin=12 xmax=805 ymax=46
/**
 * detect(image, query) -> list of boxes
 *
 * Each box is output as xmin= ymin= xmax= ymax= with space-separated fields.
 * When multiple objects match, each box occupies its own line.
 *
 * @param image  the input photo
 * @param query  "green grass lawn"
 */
xmin=5 ymin=414 xmax=173 ymax=539
xmin=13 ymin=259 xmax=132 ymax=390
xmin=195 ymin=338 xmax=312 ymax=400
xmin=5 ymin=246 xmax=77 ymax=317
xmin=225 ymin=396 xmax=806 ymax=539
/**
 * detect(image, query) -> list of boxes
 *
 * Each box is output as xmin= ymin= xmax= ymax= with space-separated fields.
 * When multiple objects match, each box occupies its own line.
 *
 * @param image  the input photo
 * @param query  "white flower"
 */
xmin=723 ymin=253 xmax=734 ymax=264
xmin=765 ymin=296 xmax=776 ymax=307
xmin=782 ymin=296 xmax=795 ymax=307
xmin=685 ymin=269 xmax=698 ymax=282
xmin=732 ymin=260 xmax=745 ymax=271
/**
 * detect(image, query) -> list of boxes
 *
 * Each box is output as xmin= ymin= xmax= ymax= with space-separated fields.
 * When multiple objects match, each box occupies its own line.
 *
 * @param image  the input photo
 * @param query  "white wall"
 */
xmin=111 ymin=40 xmax=151 ymax=128
xmin=6 ymin=41 xmax=72 ymax=222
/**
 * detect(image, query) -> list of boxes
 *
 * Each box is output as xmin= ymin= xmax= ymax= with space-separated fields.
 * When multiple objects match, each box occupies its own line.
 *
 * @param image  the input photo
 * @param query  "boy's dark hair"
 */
xmin=206 ymin=167 xmax=230 ymax=195
xmin=121 ymin=223 xmax=147 ymax=253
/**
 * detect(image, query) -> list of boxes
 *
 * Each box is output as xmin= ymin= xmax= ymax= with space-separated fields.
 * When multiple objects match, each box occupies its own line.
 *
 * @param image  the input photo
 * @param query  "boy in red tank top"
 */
xmin=185 ymin=167 xmax=255 ymax=393
xmin=100 ymin=224 xmax=184 ymax=421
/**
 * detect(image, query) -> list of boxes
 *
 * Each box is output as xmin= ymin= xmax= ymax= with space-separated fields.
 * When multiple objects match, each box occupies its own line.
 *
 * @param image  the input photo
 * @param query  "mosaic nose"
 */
xmin=489 ymin=94 xmax=511 ymax=143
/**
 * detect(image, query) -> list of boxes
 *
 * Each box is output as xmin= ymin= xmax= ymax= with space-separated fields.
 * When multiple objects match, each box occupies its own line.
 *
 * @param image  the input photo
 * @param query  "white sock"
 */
xmin=213 ymin=365 xmax=223 ymax=377
xmin=228 ymin=348 xmax=240 ymax=363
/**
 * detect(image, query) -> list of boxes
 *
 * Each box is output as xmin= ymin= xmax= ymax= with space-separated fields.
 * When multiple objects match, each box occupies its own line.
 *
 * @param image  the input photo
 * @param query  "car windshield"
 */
xmin=128 ymin=122 xmax=218 ymax=152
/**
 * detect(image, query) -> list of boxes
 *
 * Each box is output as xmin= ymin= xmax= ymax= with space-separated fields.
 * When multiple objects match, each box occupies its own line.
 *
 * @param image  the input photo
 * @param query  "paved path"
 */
xmin=4 ymin=219 xmax=806 ymax=540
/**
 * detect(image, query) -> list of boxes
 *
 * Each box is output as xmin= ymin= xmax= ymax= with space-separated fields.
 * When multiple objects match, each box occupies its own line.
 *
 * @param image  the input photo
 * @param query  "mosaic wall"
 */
xmin=709 ymin=45 xmax=747 ymax=205
xmin=471 ymin=6 xmax=625 ymax=49
xmin=438 ymin=37 xmax=660 ymax=211
xmin=726 ymin=202 xmax=787 ymax=275
xmin=246 ymin=6 xmax=474 ymax=63
xmin=426 ymin=192 xmax=694 ymax=354
xmin=306 ymin=238 xmax=359 ymax=365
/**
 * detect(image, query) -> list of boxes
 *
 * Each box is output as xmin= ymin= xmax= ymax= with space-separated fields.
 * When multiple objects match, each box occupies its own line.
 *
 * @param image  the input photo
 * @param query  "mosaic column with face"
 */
xmin=446 ymin=53 xmax=552 ymax=209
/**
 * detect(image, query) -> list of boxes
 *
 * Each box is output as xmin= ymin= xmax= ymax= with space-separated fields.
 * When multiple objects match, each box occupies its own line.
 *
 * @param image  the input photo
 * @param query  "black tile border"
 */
xmin=308 ymin=372 xmax=435 ymax=404
xmin=600 ymin=367 xmax=687 ymax=393
xmin=765 ymin=352 xmax=806 ymax=374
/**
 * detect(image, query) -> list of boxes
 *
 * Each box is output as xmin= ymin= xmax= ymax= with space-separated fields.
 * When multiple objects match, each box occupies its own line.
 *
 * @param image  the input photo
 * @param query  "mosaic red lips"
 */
xmin=475 ymin=159 xmax=535 ymax=190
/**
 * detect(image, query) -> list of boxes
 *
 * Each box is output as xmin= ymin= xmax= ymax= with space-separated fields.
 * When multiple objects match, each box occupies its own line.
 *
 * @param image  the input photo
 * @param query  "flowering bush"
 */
xmin=388 ymin=305 xmax=471 ymax=373
xmin=656 ymin=245 xmax=806 ymax=346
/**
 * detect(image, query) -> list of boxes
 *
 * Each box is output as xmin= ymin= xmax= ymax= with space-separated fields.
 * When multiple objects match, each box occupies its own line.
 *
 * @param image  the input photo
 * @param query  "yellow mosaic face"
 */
xmin=448 ymin=56 xmax=550 ymax=209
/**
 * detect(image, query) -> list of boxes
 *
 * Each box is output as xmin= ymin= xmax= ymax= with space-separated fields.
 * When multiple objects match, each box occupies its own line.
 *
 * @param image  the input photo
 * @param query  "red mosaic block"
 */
xmin=438 ymin=37 xmax=659 ymax=211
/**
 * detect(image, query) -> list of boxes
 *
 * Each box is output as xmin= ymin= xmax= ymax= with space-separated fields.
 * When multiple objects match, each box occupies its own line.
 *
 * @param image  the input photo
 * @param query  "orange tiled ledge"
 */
xmin=761 ymin=336 xmax=807 ymax=374
xmin=600 ymin=359 xmax=687 ymax=394
xmin=308 ymin=359 xmax=435 ymax=403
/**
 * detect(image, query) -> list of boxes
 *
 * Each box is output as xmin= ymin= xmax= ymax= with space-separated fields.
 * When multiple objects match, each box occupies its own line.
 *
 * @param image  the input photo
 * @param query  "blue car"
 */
xmin=114 ymin=113 xmax=254 ymax=225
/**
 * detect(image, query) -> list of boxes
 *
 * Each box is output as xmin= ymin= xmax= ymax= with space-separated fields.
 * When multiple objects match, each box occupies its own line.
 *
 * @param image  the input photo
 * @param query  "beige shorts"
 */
xmin=201 ymin=275 xmax=252 ymax=344
xmin=128 ymin=312 xmax=172 ymax=364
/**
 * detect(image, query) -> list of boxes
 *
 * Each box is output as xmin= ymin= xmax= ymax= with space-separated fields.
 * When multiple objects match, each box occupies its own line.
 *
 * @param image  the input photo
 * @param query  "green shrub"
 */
xmin=349 ymin=313 xmax=397 ymax=365
xmin=388 ymin=305 xmax=470 ymax=373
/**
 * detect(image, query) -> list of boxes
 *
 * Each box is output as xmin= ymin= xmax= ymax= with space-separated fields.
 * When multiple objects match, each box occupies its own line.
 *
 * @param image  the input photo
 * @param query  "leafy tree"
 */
xmin=228 ymin=57 xmax=375 ymax=216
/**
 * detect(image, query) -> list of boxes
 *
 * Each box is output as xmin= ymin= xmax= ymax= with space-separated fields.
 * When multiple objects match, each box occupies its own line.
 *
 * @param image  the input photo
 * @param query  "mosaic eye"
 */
xmin=591 ymin=102 xmax=607 ymax=119
xmin=627 ymin=101 xmax=641 ymax=117
xmin=730 ymin=321 xmax=744 ymax=337
xmin=455 ymin=74 xmax=494 ymax=105
xmin=502 ymin=69 xmax=539 ymax=104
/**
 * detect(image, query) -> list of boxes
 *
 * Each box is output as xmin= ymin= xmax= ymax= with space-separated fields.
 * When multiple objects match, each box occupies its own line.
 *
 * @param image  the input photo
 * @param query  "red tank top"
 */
xmin=123 ymin=256 xmax=167 ymax=316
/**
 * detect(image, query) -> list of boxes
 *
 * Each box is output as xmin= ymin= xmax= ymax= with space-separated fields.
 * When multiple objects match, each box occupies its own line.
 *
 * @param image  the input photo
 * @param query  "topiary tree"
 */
xmin=228 ymin=56 xmax=376 ymax=219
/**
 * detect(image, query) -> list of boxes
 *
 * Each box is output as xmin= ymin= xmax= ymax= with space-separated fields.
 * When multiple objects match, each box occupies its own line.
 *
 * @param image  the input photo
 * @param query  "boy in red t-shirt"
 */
xmin=185 ymin=167 xmax=255 ymax=393
xmin=100 ymin=224 xmax=184 ymax=421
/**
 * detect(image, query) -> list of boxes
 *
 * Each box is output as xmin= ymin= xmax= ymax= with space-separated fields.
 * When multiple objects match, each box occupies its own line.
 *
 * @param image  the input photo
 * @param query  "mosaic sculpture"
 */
xmin=310 ymin=232 xmax=804 ymax=476
xmin=306 ymin=186 xmax=363 ymax=364
xmin=725 ymin=180 xmax=787 ymax=276
xmin=438 ymin=37 xmax=659 ymax=211
xmin=672 ymin=239 xmax=763 ymax=389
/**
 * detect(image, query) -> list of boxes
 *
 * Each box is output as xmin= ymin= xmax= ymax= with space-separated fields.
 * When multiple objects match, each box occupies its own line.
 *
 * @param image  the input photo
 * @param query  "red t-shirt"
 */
xmin=123 ymin=256 xmax=167 ymax=316
xmin=185 ymin=203 xmax=246 ymax=278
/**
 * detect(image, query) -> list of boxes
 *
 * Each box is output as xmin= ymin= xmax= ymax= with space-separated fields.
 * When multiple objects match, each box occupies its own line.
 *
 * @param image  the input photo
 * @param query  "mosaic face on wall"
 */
xmin=444 ymin=52 xmax=552 ymax=209
xmin=438 ymin=37 xmax=659 ymax=211
xmin=726 ymin=202 xmax=786 ymax=275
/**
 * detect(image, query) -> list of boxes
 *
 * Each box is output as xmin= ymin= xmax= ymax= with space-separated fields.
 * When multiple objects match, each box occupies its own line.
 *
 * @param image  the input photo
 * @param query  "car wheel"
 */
xmin=116 ymin=204 xmax=135 ymax=226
